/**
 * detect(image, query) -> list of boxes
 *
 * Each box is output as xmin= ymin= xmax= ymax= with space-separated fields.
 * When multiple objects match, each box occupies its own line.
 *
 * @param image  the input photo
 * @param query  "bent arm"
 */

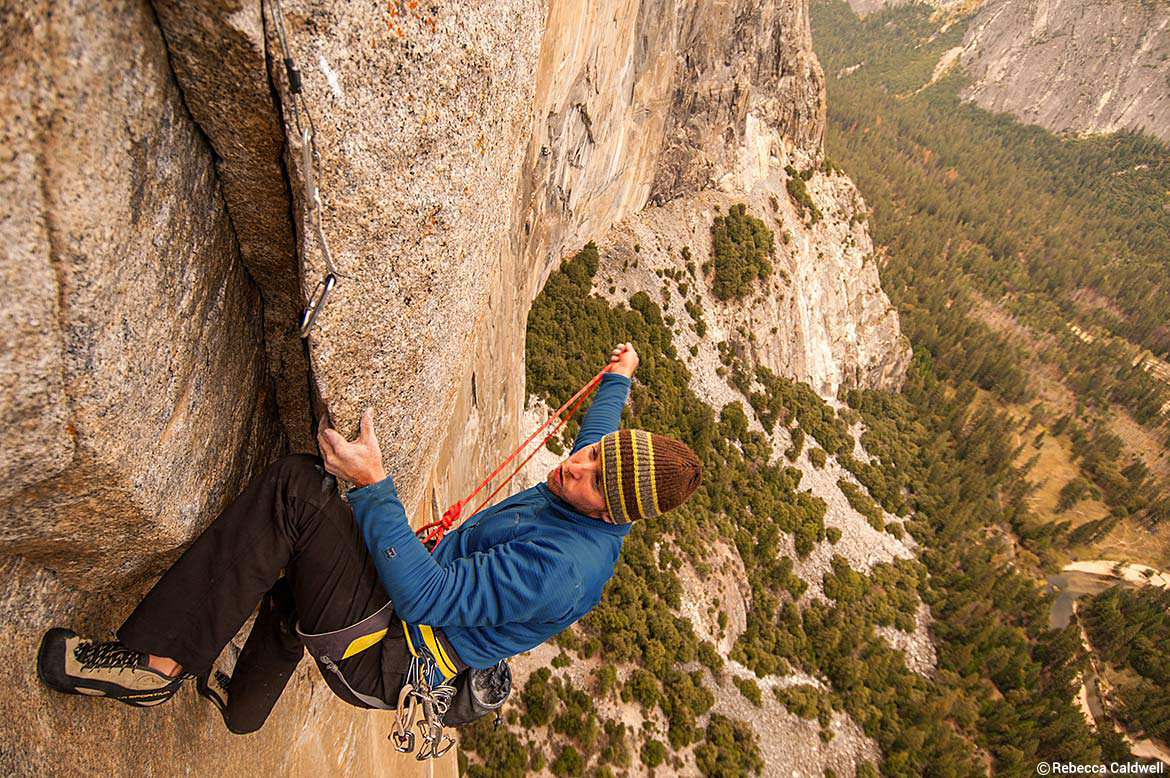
xmin=347 ymin=479 xmax=578 ymax=626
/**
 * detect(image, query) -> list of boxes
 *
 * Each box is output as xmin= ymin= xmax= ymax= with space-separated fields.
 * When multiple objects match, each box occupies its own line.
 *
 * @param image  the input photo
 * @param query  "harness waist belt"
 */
xmin=296 ymin=601 xmax=396 ymax=662
xmin=296 ymin=603 xmax=397 ymax=709
xmin=296 ymin=603 xmax=469 ymax=706
xmin=401 ymin=620 xmax=468 ymax=681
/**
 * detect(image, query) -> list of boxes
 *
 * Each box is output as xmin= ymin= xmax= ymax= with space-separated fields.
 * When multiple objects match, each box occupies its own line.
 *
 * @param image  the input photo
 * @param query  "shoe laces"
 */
xmin=73 ymin=640 xmax=143 ymax=671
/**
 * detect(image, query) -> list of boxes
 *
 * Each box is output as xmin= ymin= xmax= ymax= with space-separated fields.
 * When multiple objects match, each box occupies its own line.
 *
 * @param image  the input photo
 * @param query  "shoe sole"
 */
xmin=196 ymin=673 xmax=255 ymax=734
xmin=196 ymin=674 xmax=228 ymax=713
xmin=37 ymin=628 xmax=179 ymax=708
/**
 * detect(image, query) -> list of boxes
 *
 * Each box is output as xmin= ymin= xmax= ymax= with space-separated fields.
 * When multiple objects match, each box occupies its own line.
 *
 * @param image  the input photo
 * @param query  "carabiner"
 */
xmin=389 ymin=683 xmax=419 ymax=753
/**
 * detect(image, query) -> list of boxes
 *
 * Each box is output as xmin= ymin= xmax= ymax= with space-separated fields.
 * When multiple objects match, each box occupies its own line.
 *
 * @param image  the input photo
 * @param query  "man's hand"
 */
xmin=317 ymin=409 xmax=387 ymax=488
xmin=607 ymin=342 xmax=639 ymax=379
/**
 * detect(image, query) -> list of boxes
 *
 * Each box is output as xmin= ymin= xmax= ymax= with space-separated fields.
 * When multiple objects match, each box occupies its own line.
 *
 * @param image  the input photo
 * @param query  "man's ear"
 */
xmin=594 ymin=509 xmax=611 ymax=523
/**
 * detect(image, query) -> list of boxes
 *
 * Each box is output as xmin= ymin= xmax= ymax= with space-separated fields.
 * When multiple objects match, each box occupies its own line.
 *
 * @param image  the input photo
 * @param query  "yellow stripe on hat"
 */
xmin=613 ymin=434 xmax=628 ymax=523
xmin=600 ymin=438 xmax=616 ymax=520
xmin=630 ymin=431 xmax=647 ymax=521
xmin=645 ymin=432 xmax=661 ymax=516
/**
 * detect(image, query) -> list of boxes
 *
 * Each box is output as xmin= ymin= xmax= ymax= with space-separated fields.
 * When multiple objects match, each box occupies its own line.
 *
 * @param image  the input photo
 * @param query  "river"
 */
xmin=1046 ymin=570 xmax=1120 ymax=630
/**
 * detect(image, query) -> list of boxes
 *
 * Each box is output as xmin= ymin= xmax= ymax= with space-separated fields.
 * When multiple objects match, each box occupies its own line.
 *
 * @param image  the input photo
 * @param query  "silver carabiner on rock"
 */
xmin=297 ymin=125 xmax=341 ymax=338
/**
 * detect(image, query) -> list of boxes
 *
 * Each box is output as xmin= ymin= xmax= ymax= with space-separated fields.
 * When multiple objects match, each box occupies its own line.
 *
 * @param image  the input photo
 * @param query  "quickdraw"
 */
xmin=390 ymin=655 xmax=456 ymax=760
xmin=269 ymin=0 xmax=342 ymax=338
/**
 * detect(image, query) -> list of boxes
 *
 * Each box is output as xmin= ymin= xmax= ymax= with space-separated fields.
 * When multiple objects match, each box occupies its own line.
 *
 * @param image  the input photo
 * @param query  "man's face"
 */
xmin=546 ymin=442 xmax=611 ymax=522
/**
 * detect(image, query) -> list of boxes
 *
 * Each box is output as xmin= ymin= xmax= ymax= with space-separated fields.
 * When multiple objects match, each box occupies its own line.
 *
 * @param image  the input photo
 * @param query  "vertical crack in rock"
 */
xmin=257 ymin=0 xmax=329 ymax=435
xmin=149 ymin=0 xmax=314 ymax=450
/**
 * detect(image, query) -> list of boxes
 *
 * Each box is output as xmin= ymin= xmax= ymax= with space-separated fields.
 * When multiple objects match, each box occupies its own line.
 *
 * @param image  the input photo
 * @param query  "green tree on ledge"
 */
xmin=709 ymin=204 xmax=775 ymax=300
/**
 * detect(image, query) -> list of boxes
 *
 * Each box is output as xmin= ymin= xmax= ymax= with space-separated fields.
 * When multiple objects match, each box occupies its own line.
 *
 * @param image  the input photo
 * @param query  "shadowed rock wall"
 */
xmin=151 ymin=0 xmax=314 ymax=451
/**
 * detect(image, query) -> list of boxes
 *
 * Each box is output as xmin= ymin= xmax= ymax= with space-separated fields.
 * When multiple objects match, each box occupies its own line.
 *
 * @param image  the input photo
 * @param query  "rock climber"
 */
xmin=37 ymin=342 xmax=702 ymax=734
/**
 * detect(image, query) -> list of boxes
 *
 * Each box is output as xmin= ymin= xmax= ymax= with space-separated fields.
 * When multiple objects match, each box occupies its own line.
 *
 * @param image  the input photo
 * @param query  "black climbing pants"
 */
xmin=118 ymin=454 xmax=409 ymax=733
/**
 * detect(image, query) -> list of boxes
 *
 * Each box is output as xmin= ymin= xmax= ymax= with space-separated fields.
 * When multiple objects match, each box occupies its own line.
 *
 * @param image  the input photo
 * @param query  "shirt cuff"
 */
xmin=347 ymin=473 xmax=400 ymax=503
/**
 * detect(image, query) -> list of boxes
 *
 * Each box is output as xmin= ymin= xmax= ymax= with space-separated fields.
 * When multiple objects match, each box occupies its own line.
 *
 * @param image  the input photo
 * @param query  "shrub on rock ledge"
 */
xmin=709 ymin=204 xmax=774 ymax=300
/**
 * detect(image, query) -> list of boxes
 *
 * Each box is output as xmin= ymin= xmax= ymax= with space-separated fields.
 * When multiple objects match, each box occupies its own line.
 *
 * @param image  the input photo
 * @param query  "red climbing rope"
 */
xmin=415 ymin=364 xmax=612 ymax=549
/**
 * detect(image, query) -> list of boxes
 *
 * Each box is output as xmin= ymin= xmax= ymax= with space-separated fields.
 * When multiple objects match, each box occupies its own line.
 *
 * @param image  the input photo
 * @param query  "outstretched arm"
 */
xmin=571 ymin=343 xmax=638 ymax=452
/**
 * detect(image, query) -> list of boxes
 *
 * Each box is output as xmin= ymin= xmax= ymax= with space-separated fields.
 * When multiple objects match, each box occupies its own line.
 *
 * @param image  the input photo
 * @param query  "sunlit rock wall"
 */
xmin=959 ymin=0 xmax=1170 ymax=143
xmin=1 ymin=0 xmax=908 ymax=773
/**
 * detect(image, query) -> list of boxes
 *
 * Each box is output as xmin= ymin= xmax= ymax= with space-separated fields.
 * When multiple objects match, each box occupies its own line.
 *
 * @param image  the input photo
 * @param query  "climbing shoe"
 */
xmin=37 ymin=628 xmax=185 ymax=707
xmin=196 ymin=669 xmax=231 ymax=724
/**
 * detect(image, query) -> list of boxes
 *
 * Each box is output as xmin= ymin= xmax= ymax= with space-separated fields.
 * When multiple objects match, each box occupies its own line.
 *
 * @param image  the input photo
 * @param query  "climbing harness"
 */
xmin=295 ymin=602 xmax=396 ymax=710
xmin=298 ymin=606 xmax=510 ymax=760
xmin=415 ymin=363 xmax=611 ymax=547
xmin=269 ymin=0 xmax=341 ymax=338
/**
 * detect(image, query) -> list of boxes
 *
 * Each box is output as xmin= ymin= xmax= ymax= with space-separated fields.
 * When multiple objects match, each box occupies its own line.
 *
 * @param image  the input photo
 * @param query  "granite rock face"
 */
xmin=841 ymin=0 xmax=1170 ymax=143
xmin=649 ymin=0 xmax=826 ymax=203
xmin=958 ymin=0 xmax=1170 ymax=142
xmin=267 ymin=0 xmax=546 ymax=519
xmin=2 ymin=0 xmax=908 ymax=773
xmin=0 ymin=0 xmax=281 ymax=588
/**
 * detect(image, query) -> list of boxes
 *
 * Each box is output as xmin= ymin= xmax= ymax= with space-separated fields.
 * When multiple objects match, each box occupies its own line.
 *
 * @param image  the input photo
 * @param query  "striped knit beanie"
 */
xmin=598 ymin=430 xmax=702 ymax=524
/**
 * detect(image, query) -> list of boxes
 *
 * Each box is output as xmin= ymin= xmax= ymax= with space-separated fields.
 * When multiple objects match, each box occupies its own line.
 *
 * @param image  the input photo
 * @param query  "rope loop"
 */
xmin=415 ymin=364 xmax=611 ymax=550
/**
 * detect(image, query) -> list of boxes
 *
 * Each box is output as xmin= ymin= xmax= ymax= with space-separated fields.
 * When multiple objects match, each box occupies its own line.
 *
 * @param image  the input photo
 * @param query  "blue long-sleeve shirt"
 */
xmin=348 ymin=372 xmax=632 ymax=669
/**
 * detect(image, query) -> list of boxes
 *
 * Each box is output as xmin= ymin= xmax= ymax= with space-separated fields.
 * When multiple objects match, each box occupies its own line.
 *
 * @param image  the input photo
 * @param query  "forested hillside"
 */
xmin=460 ymin=241 xmax=1147 ymax=776
xmin=1081 ymin=586 xmax=1170 ymax=749
xmin=810 ymin=0 xmax=1170 ymax=561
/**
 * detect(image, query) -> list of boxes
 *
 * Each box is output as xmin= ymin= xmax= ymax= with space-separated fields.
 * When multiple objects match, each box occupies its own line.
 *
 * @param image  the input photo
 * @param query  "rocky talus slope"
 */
xmin=3 ymin=0 xmax=904 ymax=774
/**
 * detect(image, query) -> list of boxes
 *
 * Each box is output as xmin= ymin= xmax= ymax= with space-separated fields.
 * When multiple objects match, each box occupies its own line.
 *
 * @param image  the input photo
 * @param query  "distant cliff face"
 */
xmin=840 ymin=0 xmax=1170 ymax=143
xmin=1 ymin=0 xmax=905 ymax=773
xmin=515 ymin=0 xmax=826 ymax=311
xmin=517 ymin=0 xmax=903 ymax=397
xmin=958 ymin=0 xmax=1170 ymax=143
